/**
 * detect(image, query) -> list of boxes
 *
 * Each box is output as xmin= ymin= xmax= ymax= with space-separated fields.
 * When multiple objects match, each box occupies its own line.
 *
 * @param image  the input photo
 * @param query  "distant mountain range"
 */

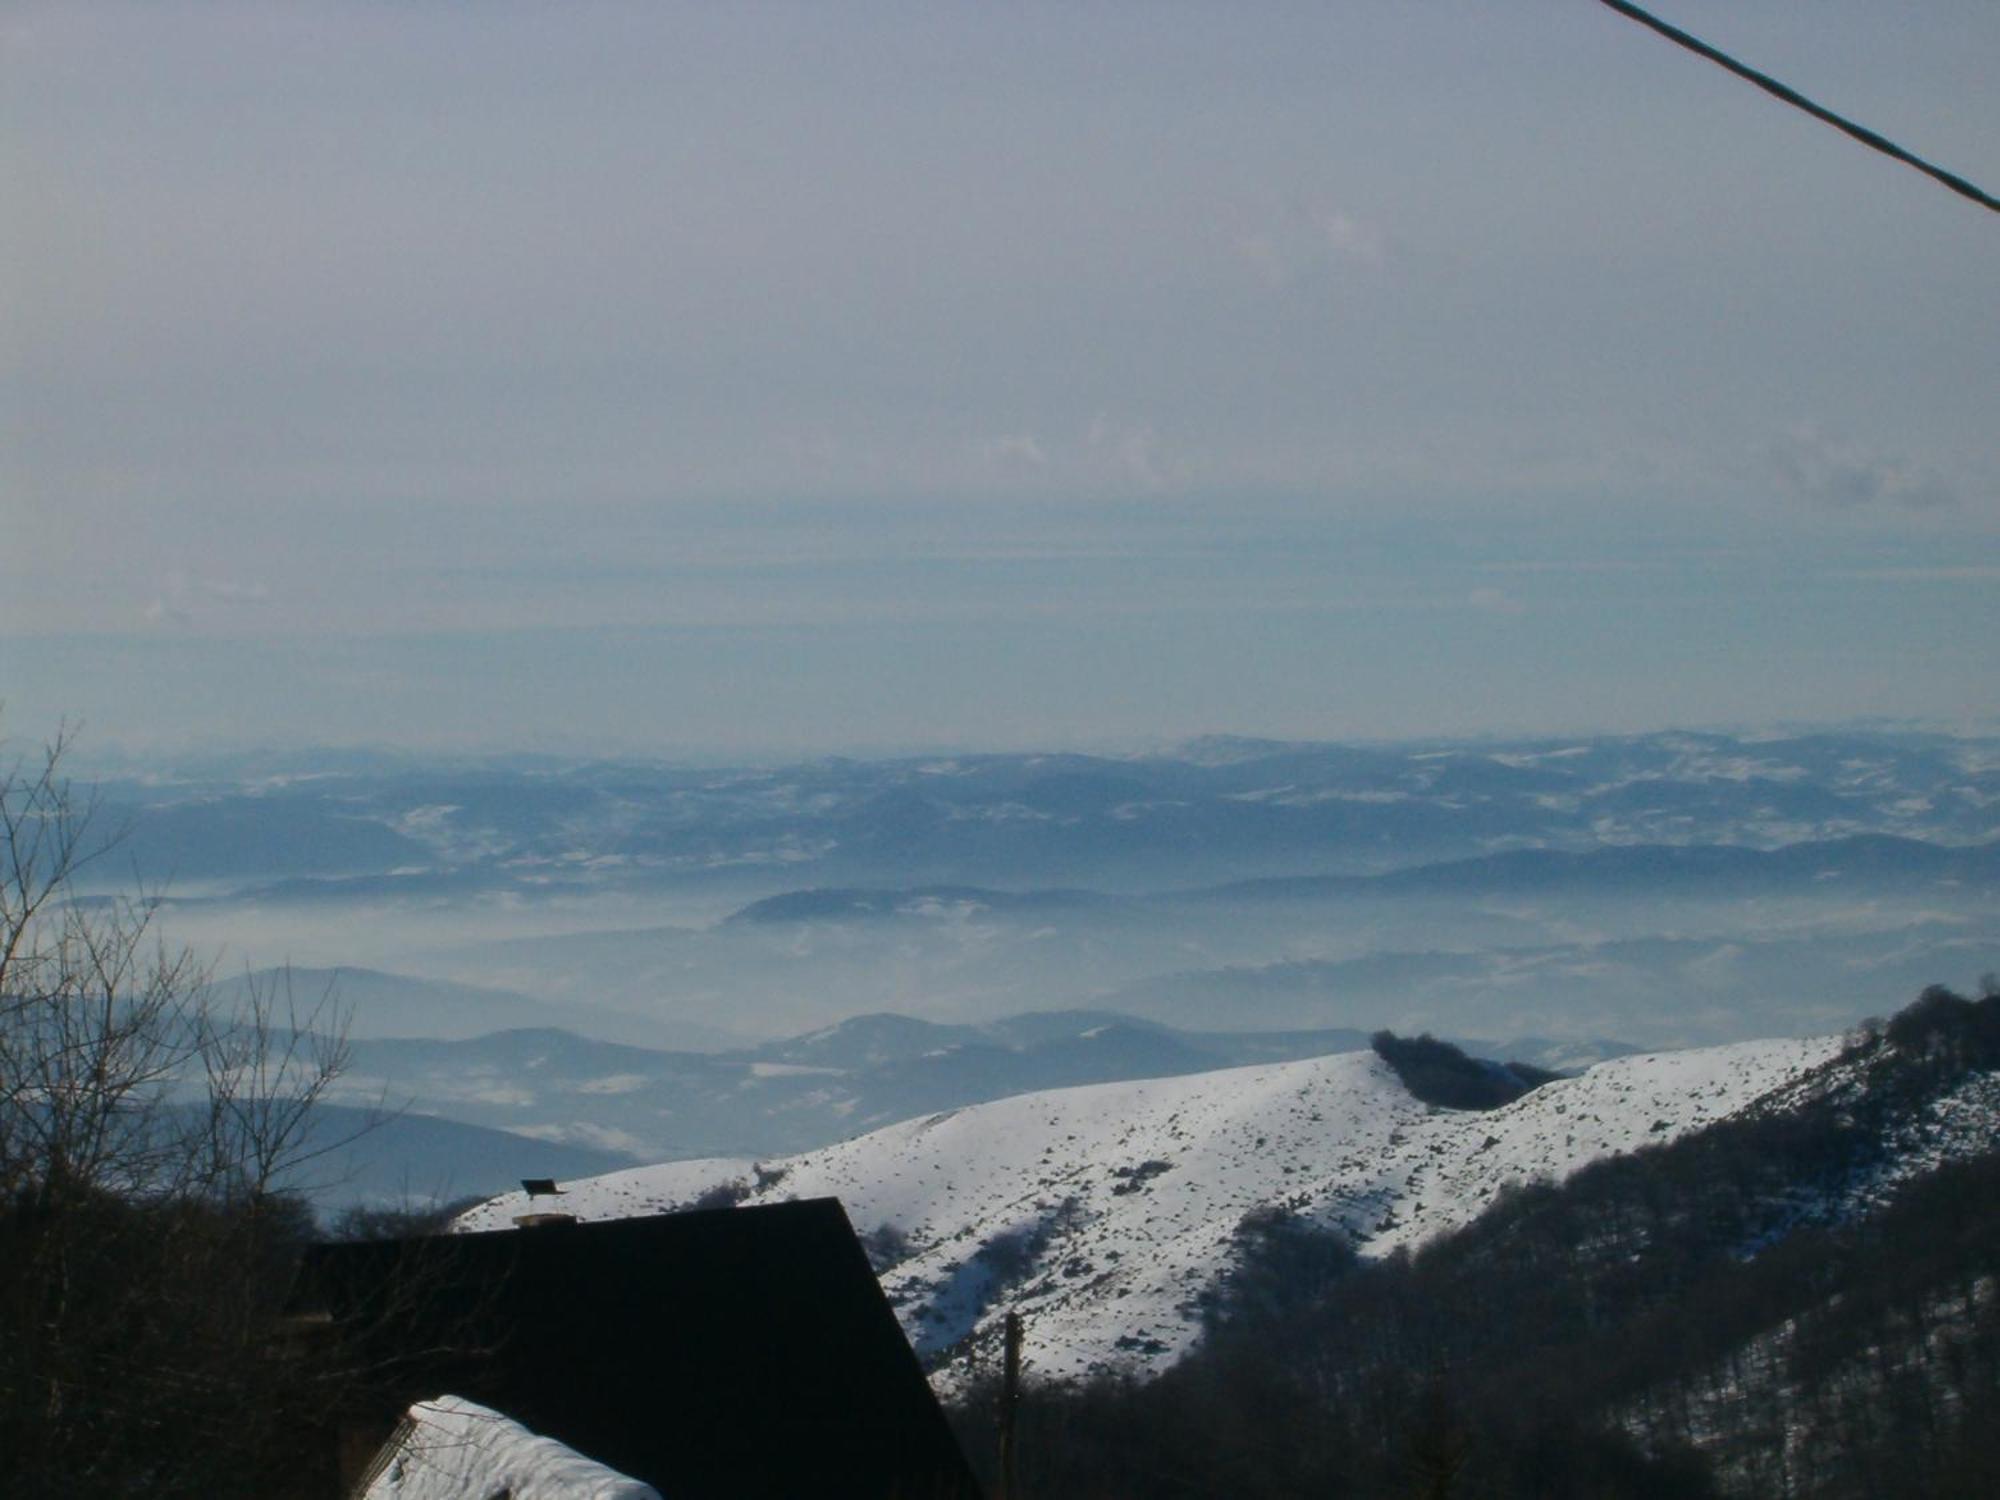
xmin=206 ymin=966 xmax=704 ymax=1048
xmin=96 ymin=729 xmax=2000 ymax=900
xmin=1196 ymin=832 xmax=2000 ymax=900
xmin=719 ymin=834 xmax=2000 ymax=926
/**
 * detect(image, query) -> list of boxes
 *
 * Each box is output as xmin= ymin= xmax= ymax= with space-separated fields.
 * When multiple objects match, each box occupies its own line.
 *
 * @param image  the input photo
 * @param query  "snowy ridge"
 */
xmin=459 ymin=1035 xmax=1841 ymax=1389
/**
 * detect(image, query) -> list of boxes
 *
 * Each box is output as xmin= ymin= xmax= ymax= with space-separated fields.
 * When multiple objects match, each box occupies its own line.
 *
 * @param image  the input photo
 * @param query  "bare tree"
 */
xmin=0 ymin=727 xmax=361 ymax=1496
xmin=0 ymin=727 xmax=352 ymax=1207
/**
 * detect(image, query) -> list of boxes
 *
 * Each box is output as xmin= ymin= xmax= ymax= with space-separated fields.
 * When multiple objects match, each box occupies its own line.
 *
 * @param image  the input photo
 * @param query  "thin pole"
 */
xmin=997 ymin=1311 xmax=1023 ymax=1500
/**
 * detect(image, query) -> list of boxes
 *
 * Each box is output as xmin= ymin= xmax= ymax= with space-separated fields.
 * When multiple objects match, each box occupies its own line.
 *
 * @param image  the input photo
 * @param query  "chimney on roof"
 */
xmin=515 ymin=1179 xmax=574 ymax=1228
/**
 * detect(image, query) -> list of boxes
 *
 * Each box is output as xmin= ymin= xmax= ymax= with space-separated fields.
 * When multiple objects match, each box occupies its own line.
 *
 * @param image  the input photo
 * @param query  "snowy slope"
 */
xmin=459 ymin=1036 xmax=1845 ymax=1389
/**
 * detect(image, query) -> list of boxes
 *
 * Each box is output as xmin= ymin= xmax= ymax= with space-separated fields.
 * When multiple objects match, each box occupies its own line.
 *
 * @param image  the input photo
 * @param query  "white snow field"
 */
xmin=459 ymin=1037 xmax=1843 ymax=1390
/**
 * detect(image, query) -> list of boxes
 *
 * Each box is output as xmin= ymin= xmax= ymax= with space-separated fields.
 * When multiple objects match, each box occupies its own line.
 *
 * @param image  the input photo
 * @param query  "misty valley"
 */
xmin=79 ymin=726 xmax=1998 ymax=1211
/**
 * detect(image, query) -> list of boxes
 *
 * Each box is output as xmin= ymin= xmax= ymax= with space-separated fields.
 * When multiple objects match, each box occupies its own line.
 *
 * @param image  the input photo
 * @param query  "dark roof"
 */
xmin=298 ymin=1198 xmax=981 ymax=1500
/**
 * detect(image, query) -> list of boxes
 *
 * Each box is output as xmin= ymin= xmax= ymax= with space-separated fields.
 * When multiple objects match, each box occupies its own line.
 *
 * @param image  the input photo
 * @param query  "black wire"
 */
xmin=1593 ymin=0 xmax=1999 ymax=215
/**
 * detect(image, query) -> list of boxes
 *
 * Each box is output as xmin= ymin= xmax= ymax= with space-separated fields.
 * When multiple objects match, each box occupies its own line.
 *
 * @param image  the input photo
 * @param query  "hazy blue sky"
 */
xmin=5 ymin=2 xmax=1996 ymax=756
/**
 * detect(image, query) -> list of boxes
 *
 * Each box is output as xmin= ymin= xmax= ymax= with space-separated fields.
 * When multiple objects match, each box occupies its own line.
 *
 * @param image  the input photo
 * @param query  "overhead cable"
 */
xmin=1593 ymin=0 xmax=1998 ymax=215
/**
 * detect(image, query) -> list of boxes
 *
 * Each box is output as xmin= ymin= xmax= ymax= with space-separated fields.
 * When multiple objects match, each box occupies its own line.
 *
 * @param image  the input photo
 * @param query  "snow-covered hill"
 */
xmin=458 ymin=1035 xmax=1844 ymax=1388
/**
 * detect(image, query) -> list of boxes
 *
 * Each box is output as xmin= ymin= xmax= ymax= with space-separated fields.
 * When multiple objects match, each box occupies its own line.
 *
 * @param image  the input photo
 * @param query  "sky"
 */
xmin=4 ymin=2 xmax=1996 ymax=758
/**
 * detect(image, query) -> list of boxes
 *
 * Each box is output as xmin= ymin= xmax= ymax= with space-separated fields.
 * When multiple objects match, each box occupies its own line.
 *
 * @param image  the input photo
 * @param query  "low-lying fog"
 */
xmin=114 ymin=729 xmax=1998 ymax=1054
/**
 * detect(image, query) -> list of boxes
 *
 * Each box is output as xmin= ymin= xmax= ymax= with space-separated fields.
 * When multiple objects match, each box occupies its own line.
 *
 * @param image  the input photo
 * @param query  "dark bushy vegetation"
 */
xmin=1884 ymin=981 xmax=2000 ymax=1064
xmin=861 ymin=1219 xmax=917 ymax=1272
xmin=1370 ymin=1030 xmax=1559 ymax=1110
xmin=0 ymin=1186 xmax=338 ymax=1498
xmin=952 ymin=988 xmax=2000 ymax=1498
xmin=327 ymin=1194 xmax=488 ymax=1242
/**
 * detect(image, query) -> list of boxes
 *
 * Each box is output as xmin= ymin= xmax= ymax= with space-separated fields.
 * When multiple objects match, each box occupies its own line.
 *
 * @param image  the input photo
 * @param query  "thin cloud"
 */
xmin=1087 ymin=414 xmax=1165 ymax=491
xmin=144 ymin=571 xmax=272 ymax=627
xmin=1232 ymin=204 xmax=1390 ymax=287
xmin=197 ymin=578 xmax=272 ymax=604
xmin=1317 ymin=210 xmax=1386 ymax=267
xmin=983 ymin=434 xmax=1047 ymax=469
xmin=1232 ymin=232 xmax=1288 ymax=288
xmin=1770 ymin=425 xmax=1958 ymax=511
xmin=1826 ymin=566 xmax=2000 ymax=582
xmin=1466 ymin=586 xmax=1525 ymax=615
xmin=1477 ymin=560 xmax=1649 ymax=576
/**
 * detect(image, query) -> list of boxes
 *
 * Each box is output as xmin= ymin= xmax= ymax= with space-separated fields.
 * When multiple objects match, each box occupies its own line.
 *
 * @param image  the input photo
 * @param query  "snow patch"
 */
xmin=576 ymin=1073 xmax=651 ymax=1096
xmin=359 ymin=1395 xmax=658 ymax=1499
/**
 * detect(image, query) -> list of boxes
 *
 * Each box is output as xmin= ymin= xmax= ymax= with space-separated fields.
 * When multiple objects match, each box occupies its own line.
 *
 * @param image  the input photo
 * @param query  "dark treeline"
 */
xmin=950 ymin=987 xmax=2000 ymax=1499
xmin=1368 ymin=1030 xmax=1558 ymax=1110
